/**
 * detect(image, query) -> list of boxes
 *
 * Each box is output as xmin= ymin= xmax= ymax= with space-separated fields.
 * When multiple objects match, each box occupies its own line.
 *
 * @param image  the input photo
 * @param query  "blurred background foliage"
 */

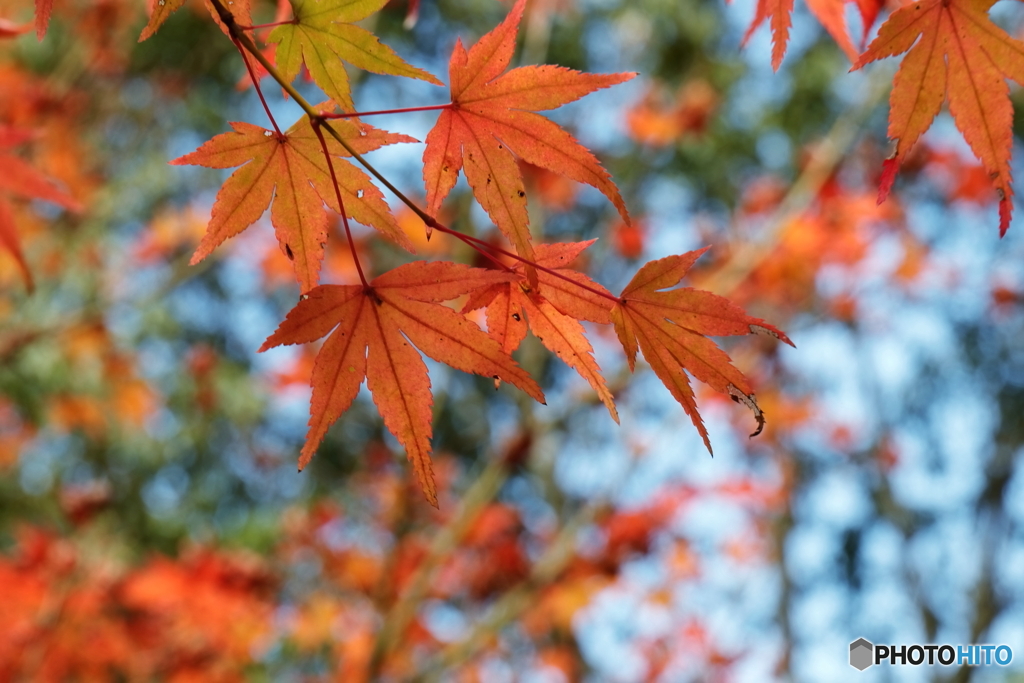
xmin=1 ymin=0 xmax=1023 ymax=679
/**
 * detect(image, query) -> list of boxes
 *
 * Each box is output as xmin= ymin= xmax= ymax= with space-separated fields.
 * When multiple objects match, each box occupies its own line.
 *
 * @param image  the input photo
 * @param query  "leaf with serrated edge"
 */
xmin=612 ymin=248 xmax=794 ymax=451
xmin=268 ymin=0 xmax=441 ymax=110
xmin=854 ymin=0 xmax=1024 ymax=235
xmin=301 ymin=290 xmax=368 ymax=470
xmin=261 ymin=261 xmax=544 ymax=505
xmin=260 ymin=285 xmax=363 ymax=349
xmin=461 ymin=283 xmax=527 ymax=356
xmin=285 ymin=115 xmax=417 ymax=253
xmin=490 ymin=286 xmax=529 ymax=355
xmin=368 ymin=300 xmax=437 ymax=503
xmin=462 ymin=240 xmax=614 ymax=334
xmin=423 ymin=0 xmax=633 ymax=280
xmin=741 ymin=0 xmax=793 ymax=71
xmin=172 ymin=115 xmax=414 ymax=292
xmin=35 ymin=0 xmax=52 ymax=39
xmin=804 ymin=0 xmax=859 ymax=62
xmin=139 ymin=0 xmax=251 ymax=42
xmin=520 ymin=293 xmax=618 ymax=421
xmin=462 ymin=241 xmax=616 ymax=409
xmin=631 ymin=309 xmax=712 ymax=453
xmin=173 ymin=122 xmax=327 ymax=292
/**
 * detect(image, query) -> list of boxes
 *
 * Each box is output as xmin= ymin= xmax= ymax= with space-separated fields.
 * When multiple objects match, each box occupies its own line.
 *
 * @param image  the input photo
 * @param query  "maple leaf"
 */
xmin=139 ymin=0 xmax=251 ymax=43
xmin=611 ymin=248 xmax=794 ymax=453
xmin=741 ymin=0 xmax=793 ymax=71
xmin=34 ymin=0 xmax=51 ymax=39
xmin=422 ymin=0 xmax=633 ymax=279
xmin=742 ymin=0 xmax=884 ymax=68
xmin=0 ymin=130 xmax=83 ymax=290
xmin=853 ymin=0 xmax=1024 ymax=235
xmin=462 ymin=241 xmax=618 ymax=420
xmin=267 ymin=0 xmax=442 ymax=111
xmin=805 ymin=0 xmax=859 ymax=62
xmin=172 ymin=113 xmax=416 ymax=292
xmin=260 ymin=261 xmax=546 ymax=505
xmin=854 ymin=0 xmax=885 ymax=43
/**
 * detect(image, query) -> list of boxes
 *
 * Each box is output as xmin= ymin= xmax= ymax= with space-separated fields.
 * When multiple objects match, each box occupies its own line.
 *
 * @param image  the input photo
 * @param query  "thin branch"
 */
xmin=694 ymin=72 xmax=890 ymax=296
xmin=237 ymin=19 xmax=297 ymax=30
xmin=310 ymin=118 xmax=368 ymax=287
xmin=452 ymin=233 xmax=516 ymax=272
xmin=205 ymin=0 xmax=620 ymax=305
xmin=321 ymin=104 xmax=453 ymax=119
xmin=232 ymin=37 xmax=281 ymax=136
xmin=430 ymin=222 xmax=621 ymax=304
xmin=368 ymin=448 xmax=517 ymax=677
xmin=414 ymin=498 xmax=610 ymax=681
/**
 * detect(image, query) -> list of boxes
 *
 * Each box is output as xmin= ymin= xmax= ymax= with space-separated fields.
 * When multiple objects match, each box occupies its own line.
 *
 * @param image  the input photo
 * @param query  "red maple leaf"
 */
xmin=172 ymin=112 xmax=416 ymax=292
xmin=742 ymin=0 xmax=885 ymax=68
xmin=612 ymin=248 xmax=794 ymax=453
xmin=260 ymin=260 xmax=545 ymax=505
xmin=422 ymin=0 xmax=633 ymax=280
xmin=463 ymin=240 xmax=619 ymax=420
xmin=742 ymin=0 xmax=794 ymax=71
xmin=854 ymin=0 xmax=1024 ymax=235
xmin=138 ymin=0 xmax=252 ymax=42
xmin=34 ymin=0 xmax=51 ymax=39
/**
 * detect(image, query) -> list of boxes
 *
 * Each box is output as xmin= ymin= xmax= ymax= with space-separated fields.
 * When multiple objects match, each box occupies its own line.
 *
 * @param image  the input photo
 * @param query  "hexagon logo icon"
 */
xmin=850 ymin=638 xmax=873 ymax=671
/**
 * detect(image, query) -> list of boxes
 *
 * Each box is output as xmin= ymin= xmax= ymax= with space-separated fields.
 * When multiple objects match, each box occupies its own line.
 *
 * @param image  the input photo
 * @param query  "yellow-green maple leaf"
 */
xmin=268 ymin=0 xmax=442 ymax=110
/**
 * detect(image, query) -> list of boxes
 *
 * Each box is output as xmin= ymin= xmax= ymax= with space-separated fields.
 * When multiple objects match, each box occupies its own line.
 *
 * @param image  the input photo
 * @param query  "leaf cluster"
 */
xmin=134 ymin=0 xmax=793 ymax=504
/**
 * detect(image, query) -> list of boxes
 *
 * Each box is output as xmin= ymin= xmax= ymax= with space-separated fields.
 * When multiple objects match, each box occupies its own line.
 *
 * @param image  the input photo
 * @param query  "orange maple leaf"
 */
xmin=805 ymin=0 xmax=859 ymax=62
xmin=742 ymin=0 xmax=794 ymax=71
xmin=172 ymin=113 xmax=416 ymax=293
xmin=854 ymin=0 xmax=1024 ymax=235
xmin=422 ymin=0 xmax=633 ymax=280
xmin=611 ymin=248 xmax=794 ymax=453
xmin=462 ymin=241 xmax=619 ymax=420
xmin=34 ymin=0 xmax=51 ymax=39
xmin=139 ymin=0 xmax=251 ymax=42
xmin=260 ymin=260 xmax=545 ymax=505
xmin=742 ymin=0 xmax=884 ymax=68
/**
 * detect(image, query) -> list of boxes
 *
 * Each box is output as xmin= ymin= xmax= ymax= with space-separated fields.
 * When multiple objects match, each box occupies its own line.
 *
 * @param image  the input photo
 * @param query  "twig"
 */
xmin=233 ymin=37 xmax=281 ymax=136
xmin=413 ymin=498 xmax=610 ymax=681
xmin=321 ymin=104 xmax=453 ymax=119
xmin=204 ymin=0 xmax=612 ymax=303
xmin=367 ymin=448 xmax=516 ymax=677
xmin=430 ymin=222 xmax=621 ymax=304
xmin=237 ymin=19 xmax=297 ymax=30
xmin=310 ymin=117 xmax=368 ymax=287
